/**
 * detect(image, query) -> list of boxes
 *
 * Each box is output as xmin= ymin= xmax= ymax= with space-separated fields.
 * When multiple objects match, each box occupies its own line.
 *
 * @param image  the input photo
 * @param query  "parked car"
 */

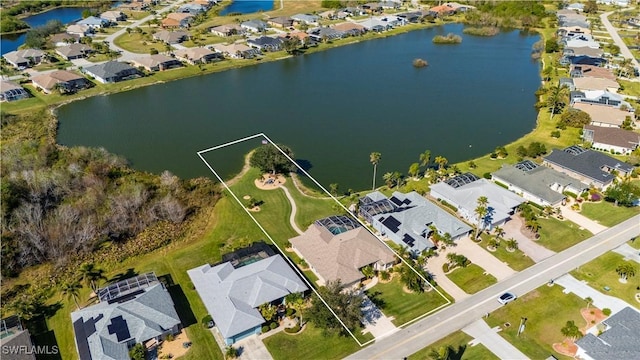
xmin=498 ymin=292 xmax=517 ymax=305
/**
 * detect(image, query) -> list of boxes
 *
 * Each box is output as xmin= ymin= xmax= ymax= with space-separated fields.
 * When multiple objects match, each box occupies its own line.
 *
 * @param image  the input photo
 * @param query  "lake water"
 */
xmin=57 ymin=24 xmax=541 ymax=190
xmin=1 ymin=7 xmax=89 ymax=55
xmin=219 ymin=0 xmax=274 ymax=16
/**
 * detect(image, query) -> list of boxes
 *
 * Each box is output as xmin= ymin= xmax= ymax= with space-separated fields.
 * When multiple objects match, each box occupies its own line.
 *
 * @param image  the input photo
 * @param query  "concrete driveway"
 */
xmin=554 ymin=274 xmax=631 ymax=313
xmin=502 ymin=216 xmax=556 ymax=263
xmin=235 ymin=334 xmax=273 ymax=360
xmin=455 ymin=236 xmax=516 ymax=281
xmin=613 ymin=243 xmax=640 ymax=264
xmin=559 ymin=204 xmax=608 ymax=235
xmin=462 ymin=319 xmax=529 ymax=360
xmin=361 ymin=294 xmax=398 ymax=339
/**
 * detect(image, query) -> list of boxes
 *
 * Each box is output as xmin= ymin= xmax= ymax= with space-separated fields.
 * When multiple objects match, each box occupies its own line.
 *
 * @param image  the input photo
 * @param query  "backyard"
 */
xmin=446 ymin=264 xmax=498 ymax=294
xmin=263 ymin=323 xmax=361 ymax=360
xmin=408 ymin=330 xmax=498 ymax=360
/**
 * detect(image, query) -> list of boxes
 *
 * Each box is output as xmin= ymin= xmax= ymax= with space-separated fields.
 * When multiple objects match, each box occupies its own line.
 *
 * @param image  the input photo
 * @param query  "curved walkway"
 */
xmin=279 ymin=185 xmax=304 ymax=235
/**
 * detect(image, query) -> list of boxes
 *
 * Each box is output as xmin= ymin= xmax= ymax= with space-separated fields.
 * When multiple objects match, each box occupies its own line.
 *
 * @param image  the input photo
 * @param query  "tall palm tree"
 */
xmin=79 ymin=262 xmax=106 ymax=294
xmin=434 ymin=156 xmax=448 ymax=172
xmin=547 ymin=83 xmax=569 ymax=122
xmin=615 ymin=264 xmax=636 ymax=282
xmin=370 ymin=152 xmax=381 ymax=190
xmin=61 ymin=281 xmax=83 ymax=309
xmin=493 ymin=225 xmax=505 ymax=240
xmin=474 ymin=196 xmax=489 ymax=238
xmin=419 ymin=150 xmax=431 ymax=168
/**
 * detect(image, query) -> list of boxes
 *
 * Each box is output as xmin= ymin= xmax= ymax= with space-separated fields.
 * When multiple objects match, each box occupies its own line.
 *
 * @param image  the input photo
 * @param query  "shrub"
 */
xmin=202 ymin=315 xmax=213 ymax=327
xmin=551 ymin=130 xmax=561 ymax=138
xmin=590 ymin=193 xmax=601 ymax=201
xmin=603 ymin=308 xmax=611 ymax=316
xmin=412 ymin=58 xmax=428 ymax=67
xmin=165 ymin=333 xmax=175 ymax=342
xmin=270 ymin=322 xmax=278 ymax=330
xmin=262 ymin=325 xmax=270 ymax=333
xmin=432 ymin=33 xmax=462 ymax=44
xmin=284 ymin=324 xmax=301 ymax=333
xmin=463 ymin=26 xmax=499 ymax=36
xmin=442 ymin=263 xmax=450 ymax=273
xmin=379 ymin=270 xmax=390 ymax=281
xmin=483 ymin=172 xmax=491 ymax=179
xmin=286 ymin=308 xmax=294 ymax=317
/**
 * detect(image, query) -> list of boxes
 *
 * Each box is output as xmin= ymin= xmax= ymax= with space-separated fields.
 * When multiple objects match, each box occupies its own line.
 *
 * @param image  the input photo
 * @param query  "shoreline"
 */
xmin=1 ymin=4 xmax=96 ymax=36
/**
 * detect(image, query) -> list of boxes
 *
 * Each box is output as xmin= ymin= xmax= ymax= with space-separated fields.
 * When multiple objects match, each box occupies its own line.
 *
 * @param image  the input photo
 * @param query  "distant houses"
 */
xmin=241 ymin=19 xmax=267 ymax=33
xmin=56 ymin=43 xmax=93 ymax=60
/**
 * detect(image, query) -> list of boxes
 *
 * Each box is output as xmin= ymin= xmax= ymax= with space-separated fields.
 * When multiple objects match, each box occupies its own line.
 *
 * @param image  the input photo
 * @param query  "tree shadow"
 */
xmin=108 ymin=268 xmax=138 ymax=283
xmin=448 ymin=344 xmax=468 ymax=360
xmin=26 ymin=313 xmax=63 ymax=360
xmin=158 ymin=274 xmax=197 ymax=328
xmin=294 ymin=159 xmax=313 ymax=174
xmin=366 ymin=290 xmax=386 ymax=309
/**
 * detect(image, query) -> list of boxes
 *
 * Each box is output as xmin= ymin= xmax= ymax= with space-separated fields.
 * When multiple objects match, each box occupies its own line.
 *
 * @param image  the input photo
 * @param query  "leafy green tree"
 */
xmin=616 ymin=264 xmax=636 ymax=282
xmin=409 ymin=162 xmax=420 ymax=179
xmin=420 ymin=150 xmax=431 ymax=168
xmin=306 ymin=280 xmax=364 ymax=335
xmin=429 ymin=346 xmax=451 ymax=360
xmin=225 ymin=345 xmax=238 ymax=359
xmin=361 ymin=265 xmax=375 ymax=279
xmin=250 ymin=144 xmax=296 ymax=175
xmin=129 ymin=343 xmax=145 ymax=360
xmin=370 ymin=152 xmax=381 ymax=190
xmin=545 ymin=39 xmax=560 ymax=53
xmin=329 ymin=183 xmax=339 ymax=196
xmin=282 ymin=36 xmax=300 ymax=54
xmin=584 ymin=0 xmax=598 ymax=13
xmin=605 ymin=181 xmax=640 ymax=207
xmin=259 ymin=303 xmax=277 ymax=322
xmin=285 ymin=292 xmax=306 ymax=323
xmin=560 ymin=320 xmax=582 ymax=340
xmin=559 ymin=108 xmax=591 ymax=128
xmin=505 ymin=238 xmax=518 ymax=251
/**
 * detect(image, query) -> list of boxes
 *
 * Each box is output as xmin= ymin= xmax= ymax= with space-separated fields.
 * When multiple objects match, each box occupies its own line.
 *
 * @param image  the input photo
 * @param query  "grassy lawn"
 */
xmin=580 ymin=201 xmax=640 ymax=227
xmin=485 ymin=285 xmax=587 ymax=360
xmin=478 ymin=234 xmax=535 ymax=271
xmin=113 ymin=32 xmax=163 ymax=54
xmin=571 ymin=252 xmax=640 ymax=310
xmin=281 ymin=179 xmax=336 ymax=230
xmin=366 ymin=275 xmax=450 ymax=326
xmin=536 ymin=217 xmax=592 ymax=252
xmin=446 ymin=264 xmax=497 ymax=294
xmin=408 ymin=330 xmax=498 ymax=360
xmin=629 ymin=239 xmax=640 ymax=250
xmin=263 ymin=323 xmax=361 ymax=360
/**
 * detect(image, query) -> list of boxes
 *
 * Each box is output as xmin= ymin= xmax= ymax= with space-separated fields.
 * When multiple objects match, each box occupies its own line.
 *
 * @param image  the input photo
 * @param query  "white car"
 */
xmin=498 ymin=292 xmax=517 ymax=305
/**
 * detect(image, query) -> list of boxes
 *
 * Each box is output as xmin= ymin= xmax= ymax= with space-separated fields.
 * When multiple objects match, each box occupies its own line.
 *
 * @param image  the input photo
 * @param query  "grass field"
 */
xmin=408 ymin=330 xmax=498 ymax=360
xmin=263 ymin=323 xmax=362 ymax=360
xmin=536 ymin=217 xmax=592 ymax=252
xmin=113 ymin=31 xmax=163 ymax=54
xmin=447 ymin=264 xmax=498 ymax=294
xmin=366 ymin=276 xmax=450 ymax=326
xmin=580 ymin=201 xmax=640 ymax=227
xmin=478 ymin=234 xmax=535 ymax=271
xmin=485 ymin=285 xmax=586 ymax=360
xmin=571 ymin=252 xmax=640 ymax=309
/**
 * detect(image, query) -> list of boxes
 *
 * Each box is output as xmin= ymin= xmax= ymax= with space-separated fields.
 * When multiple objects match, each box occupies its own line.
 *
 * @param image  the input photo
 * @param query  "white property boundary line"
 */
xmin=197 ymin=133 xmax=452 ymax=347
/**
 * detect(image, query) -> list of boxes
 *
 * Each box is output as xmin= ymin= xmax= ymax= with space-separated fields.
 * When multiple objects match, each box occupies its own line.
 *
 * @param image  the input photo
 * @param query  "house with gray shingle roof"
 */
xmin=491 ymin=160 xmax=589 ymax=207
xmin=0 ymin=81 xmax=29 ymax=102
xmin=543 ymin=146 xmax=634 ymax=189
xmin=153 ymin=30 xmax=190 ymax=44
xmin=360 ymin=191 xmax=472 ymax=255
xmin=2 ymin=49 xmax=45 ymax=69
xmin=56 ymin=43 xmax=92 ymax=60
xmin=0 ymin=316 xmax=36 ymax=360
xmin=575 ymin=306 xmax=640 ymax=360
xmin=583 ymin=125 xmax=640 ymax=155
xmin=240 ymin=19 xmax=267 ymax=33
xmin=188 ymin=253 xmax=307 ymax=345
xmin=77 ymin=16 xmax=110 ymax=29
xmin=71 ymin=273 xmax=181 ymax=360
xmin=247 ymin=36 xmax=283 ymax=51
xmin=430 ymin=174 xmax=525 ymax=230
xmin=83 ymin=61 xmax=140 ymax=83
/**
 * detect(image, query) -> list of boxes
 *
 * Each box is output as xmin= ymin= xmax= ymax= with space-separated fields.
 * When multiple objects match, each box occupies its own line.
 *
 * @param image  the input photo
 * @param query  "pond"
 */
xmin=219 ymin=0 xmax=275 ymax=16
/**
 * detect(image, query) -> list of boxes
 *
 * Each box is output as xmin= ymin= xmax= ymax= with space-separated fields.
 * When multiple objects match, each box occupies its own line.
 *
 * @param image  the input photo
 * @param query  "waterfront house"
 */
xmin=77 ymin=16 xmax=110 ymax=29
xmin=570 ymin=64 xmax=616 ymax=80
xmin=558 ymin=25 xmax=591 ymax=36
xmin=543 ymin=145 xmax=633 ymax=189
xmin=210 ymin=24 xmax=243 ymax=37
xmin=56 ymin=43 xmax=92 ymax=60
xmin=430 ymin=173 xmax=525 ymax=230
xmin=66 ymin=24 xmax=93 ymax=37
xmin=308 ymin=27 xmax=345 ymax=42
xmin=571 ymin=90 xmax=631 ymax=109
xmin=83 ymin=61 xmax=140 ymax=83
xmin=291 ymin=14 xmax=320 ymax=26
xmin=491 ymin=160 xmax=588 ymax=207
xmin=49 ymin=32 xmax=80 ymax=47
xmin=563 ymin=46 xmax=604 ymax=58
xmin=31 ymin=70 xmax=90 ymax=94
xmin=71 ymin=273 xmax=181 ymax=360
xmin=212 ymin=43 xmax=259 ymax=59
xmin=268 ymin=16 xmax=294 ymax=28
xmin=188 ymin=250 xmax=307 ymax=345
xmin=289 ymin=215 xmax=396 ymax=288
xmin=2 ymin=49 xmax=45 ymax=69
xmin=562 ymin=55 xmax=606 ymax=67
xmin=174 ymin=47 xmax=221 ymax=64
xmin=247 ymin=36 xmax=283 ymax=51
xmin=131 ymin=54 xmax=182 ymax=72
xmin=178 ymin=3 xmax=207 ymax=14
xmin=397 ymin=11 xmax=423 ymax=23
xmin=583 ymin=125 xmax=640 ymax=155
xmin=153 ymin=30 xmax=190 ymax=44
xmin=444 ymin=2 xmax=476 ymax=12
xmin=333 ymin=22 xmax=367 ymax=36
xmin=429 ymin=4 xmax=455 ymax=17
xmin=359 ymin=191 xmax=472 ymax=255
xmin=279 ymin=31 xmax=311 ymax=46
xmin=241 ymin=19 xmax=267 ymax=33
xmin=0 ymin=81 xmax=29 ymax=102
xmin=100 ymin=10 xmax=126 ymax=22
xmin=573 ymin=102 xmax=633 ymax=128
xmin=575 ymin=307 xmax=640 ymax=360
xmin=162 ymin=13 xmax=194 ymax=28
xmin=572 ymin=77 xmax=619 ymax=92
xmin=0 ymin=316 xmax=36 ymax=360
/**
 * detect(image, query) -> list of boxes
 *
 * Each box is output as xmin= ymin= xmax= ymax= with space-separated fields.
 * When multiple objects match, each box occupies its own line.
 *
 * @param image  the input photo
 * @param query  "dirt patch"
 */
xmin=580 ymin=307 xmax=607 ymax=332
xmin=248 ymin=206 xmax=261 ymax=212
xmin=402 ymin=285 xmax=416 ymax=294
xmin=553 ymin=339 xmax=577 ymax=357
xmin=158 ymin=331 xmax=190 ymax=359
xmin=243 ymin=195 xmax=251 ymax=200
xmin=255 ymin=173 xmax=286 ymax=190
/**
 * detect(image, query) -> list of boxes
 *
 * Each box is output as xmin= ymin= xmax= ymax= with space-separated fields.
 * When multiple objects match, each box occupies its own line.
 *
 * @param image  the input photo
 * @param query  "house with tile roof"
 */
xmin=575 ymin=306 xmax=640 ymax=360
xmin=71 ymin=273 xmax=181 ymax=360
xmin=491 ymin=160 xmax=589 ymax=207
xmin=570 ymin=65 xmax=616 ymax=80
xmin=162 ymin=13 xmax=193 ymax=28
xmin=572 ymin=102 xmax=632 ymax=128
xmin=100 ymin=10 xmax=126 ymax=22
xmin=359 ymin=191 xmax=472 ymax=255
xmin=289 ymin=215 xmax=396 ymax=288
xmin=153 ymin=30 xmax=190 ymax=44
xmin=188 ymin=253 xmax=307 ymax=345
xmin=572 ymin=77 xmax=620 ymax=93
xmin=131 ymin=54 xmax=182 ymax=72
xmin=582 ymin=125 xmax=640 ymax=155
xmin=268 ymin=16 xmax=294 ymax=28
xmin=212 ymin=43 xmax=259 ymax=59
xmin=543 ymin=146 xmax=634 ymax=189
xmin=31 ymin=70 xmax=90 ymax=94
xmin=430 ymin=174 xmax=525 ymax=230
xmin=66 ymin=24 xmax=93 ymax=36
xmin=210 ymin=24 xmax=243 ymax=37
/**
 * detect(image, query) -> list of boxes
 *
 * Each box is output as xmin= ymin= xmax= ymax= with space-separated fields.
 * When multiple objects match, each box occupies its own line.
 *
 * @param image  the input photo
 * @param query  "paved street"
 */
xmin=462 ymin=319 xmax=529 ymax=360
xmin=600 ymin=9 xmax=640 ymax=72
xmin=346 ymin=215 xmax=640 ymax=360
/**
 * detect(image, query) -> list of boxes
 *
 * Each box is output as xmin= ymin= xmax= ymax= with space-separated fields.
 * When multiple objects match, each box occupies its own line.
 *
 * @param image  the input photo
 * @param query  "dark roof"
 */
xmin=544 ymin=146 xmax=633 ymax=183
xmin=575 ymin=307 xmax=640 ymax=360
xmin=584 ymin=125 xmax=640 ymax=149
xmin=248 ymin=36 xmax=282 ymax=46
xmin=84 ymin=61 xmax=136 ymax=79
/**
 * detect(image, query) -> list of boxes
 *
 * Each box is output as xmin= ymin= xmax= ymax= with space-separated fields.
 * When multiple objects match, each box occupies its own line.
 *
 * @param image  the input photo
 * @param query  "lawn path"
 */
xmin=280 ymin=185 xmax=304 ymax=235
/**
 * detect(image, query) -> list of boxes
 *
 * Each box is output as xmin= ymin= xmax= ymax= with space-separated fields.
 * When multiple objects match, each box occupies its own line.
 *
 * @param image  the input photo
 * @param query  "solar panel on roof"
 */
xmin=382 ymin=216 xmax=401 ymax=233
xmin=515 ymin=160 xmax=538 ymax=172
xmin=390 ymin=196 xmax=403 ymax=206
xmin=564 ymin=145 xmax=587 ymax=155
xmin=107 ymin=315 xmax=131 ymax=342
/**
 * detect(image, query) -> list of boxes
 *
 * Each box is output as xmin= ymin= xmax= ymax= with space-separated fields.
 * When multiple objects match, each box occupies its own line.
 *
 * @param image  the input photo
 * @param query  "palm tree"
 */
xmin=259 ymin=303 xmax=277 ymax=322
xmin=525 ymin=218 xmax=540 ymax=236
xmin=61 ymin=281 xmax=83 ymax=310
xmin=560 ymin=320 xmax=582 ymax=340
xmin=474 ymin=196 xmax=489 ymax=238
xmin=370 ymin=152 xmax=381 ymax=190
xmin=434 ymin=156 xmax=448 ymax=172
xmin=78 ymin=263 xmax=106 ymax=294
xmin=419 ymin=150 xmax=431 ymax=168
xmin=505 ymin=238 xmax=518 ymax=251
xmin=408 ymin=163 xmax=420 ymax=179
xmin=547 ymin=83 xmax=569 ymax=122
xmin=429 ymin=346 xmax=450 ymax=360
xmin=487 ymin=237 xmax=499 ymax=250
xmin=361 ymin=265 xmax=375 ymax=279
xmin=615 ymin=264 xmax=636 ymax=282
xmin=285 ymin=292 xmax=306 ymax=324
xmin=585 ymin=296 xmax=593 ymax=310
xmin=493 ymin=225 xmax=505 ymax=240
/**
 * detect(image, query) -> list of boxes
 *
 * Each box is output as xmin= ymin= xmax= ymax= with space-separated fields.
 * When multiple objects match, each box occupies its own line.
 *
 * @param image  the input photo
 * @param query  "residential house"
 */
xmin=71 ymin=273 xmax=181 ymax=360
xmin=153 ymin=30 xmax=190 ymax=44
xmin=572 ymin=77 xmax=620 ymax=92
xmin=131 ymin=54 xmax=182 ymax=72
xmin=570 ymin=65 xmax=616 ymax=80
xmin=241 ymin=19 xmax=267 ymax=33
xmin=0 ymin=316 xmax=36 ymax=360
xmin=289 ymin=215 xmax=396 ymax=288
xmin=31 ymin=70 xmax=90 ymax=94
xmin=573 ymin=102 xmax=633 ymax=127
xmin=380 ymin=1 xmax=401 ymax=9
xmin=397 ymin=11 xmax=423 ymax=23
xmin=429 ymin=4 xmax=455 ymax=17
xmin=563 ymin=55 xmax=606 ymax=67
xmin=575 ymin=306 xmax=640 ymax=360
xmin=430 ymin=173 xmax=525 ymax=230
xmin=566 ymin=3 xmax=585 ymax=11
xmin=491 ymin=160 xmax=588 ymax=207
xmin=247 ymin=36 xmax=283 ymax=51
xmin=543 ymin=145 xmax=634 ymax=189
xmin=443 ymin=2 xmax=476 ymax=12
xmin=174 ymin=47 xmax=221 ymax=64
xmin=162 ymin=13 xmax=194 ymax=28
xmin=56 ymin=43 xmax=92 ymax=60
xmin=188 ymin=249 xmax=307 ymax=345
xmin=268 ymin=16 xmax=294 ymax=28
xmin=583 ymin=125 xmax=640 ymax=154
xmin=359 ymin=191 xmax=472 ymax=255
xmin=77 ymin=16 xmax=110 ymax=29
xmin=344 ymin=7 xmax=366 ymax=16
xmin=571 ymin=90 xmax=632 ymax=109
xmin=100 ymin=10 xmax=126 ymax=22
xmin=362 ymin=3 xmax=383 ymax=14
xmin=83 ymin=61 xmax=140 ymax=83
xmin=563 ymin=35 xmax=600 ymax=49
xmin=279 ymin=31 xmax=311 ymax=46
xmin=212 ymin=43 xmax=259 ymax=59
xmin=0 ymin=81 xmax=29 ymax=102
xmin=2 ymin=49 xmax=45 ymax=68
xmin=596 ymin=0 xmax=630 ymax=6
xmin=291 ymin=14 xmax=320 ymax=26
xmin=333 ymin=22 xmax=367 ymax=36
xmin=558 ymin=25 xmax=591 ymax=36
xmin=357 ymin=17 xmax=392 ymax=32
xmin=563 ymin=46 xmax=604 ymax=58
xmin=210 ymin=24 xmax=243 ymax=37
xmin=49 ymin=32 xmax=80 ymax=47
xmin=66 ymin=24 xmax=93 ymax=36
xmin=178 ymin=2 xmax=207 ymax=14
xmin=308 ymin=27 xmax=345 ymax=42
xmin=559 ymin=77 xmax=576 ymax=91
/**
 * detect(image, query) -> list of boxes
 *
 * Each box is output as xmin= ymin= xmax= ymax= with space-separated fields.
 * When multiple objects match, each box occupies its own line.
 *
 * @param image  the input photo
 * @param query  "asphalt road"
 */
xmin=600 ymin=9 xmax=640 ymax=71
xmin=345 ymin=215 xmax=640 ymax=360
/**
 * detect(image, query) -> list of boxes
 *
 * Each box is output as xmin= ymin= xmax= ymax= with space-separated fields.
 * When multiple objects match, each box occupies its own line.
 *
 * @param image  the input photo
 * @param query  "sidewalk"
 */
xmin=462 ymin=319 xmax=529 ymax=360
xmin=554 ymin=274 xmax=630 ymax=313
